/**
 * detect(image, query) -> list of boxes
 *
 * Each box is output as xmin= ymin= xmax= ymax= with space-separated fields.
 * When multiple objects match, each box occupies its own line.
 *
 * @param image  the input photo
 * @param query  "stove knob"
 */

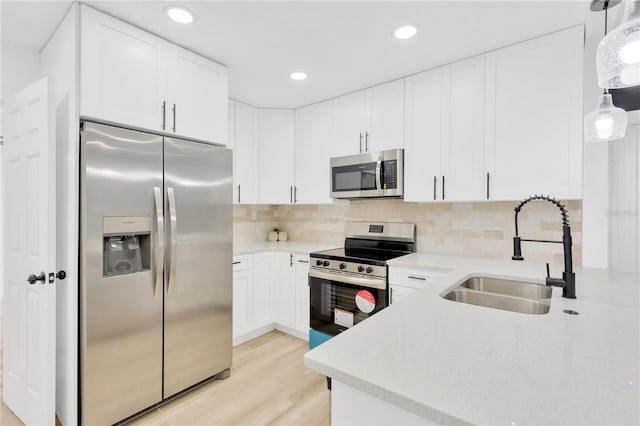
xmin=366 ymin=266 xmax=374 ymax=273
xmin=315 ymin=259 xmax=323 ymax=266
xmin=323 ymin=260 xmax=330 ymax=267
xmin=357 ymin=265 xmax=365 ymax=272
xmin=339 ymin=263 xmax=347 ymax=270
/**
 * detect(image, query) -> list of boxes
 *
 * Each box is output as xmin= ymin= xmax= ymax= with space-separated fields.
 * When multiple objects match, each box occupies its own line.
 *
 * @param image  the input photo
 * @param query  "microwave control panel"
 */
xmin=382 ymin=160 xmax=397 ymax=190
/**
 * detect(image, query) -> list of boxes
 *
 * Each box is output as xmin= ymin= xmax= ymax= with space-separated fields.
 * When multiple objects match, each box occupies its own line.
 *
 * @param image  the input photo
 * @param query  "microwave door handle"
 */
xmin=375 ymin=156 xmax=382 ymax=192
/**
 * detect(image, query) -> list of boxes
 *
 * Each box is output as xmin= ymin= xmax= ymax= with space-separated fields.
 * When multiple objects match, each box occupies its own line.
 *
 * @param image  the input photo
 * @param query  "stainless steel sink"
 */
xmin=459 ymin=276 xmax=552 ymax=300
xmin=442 ymin=276 xmax=552 ymax=315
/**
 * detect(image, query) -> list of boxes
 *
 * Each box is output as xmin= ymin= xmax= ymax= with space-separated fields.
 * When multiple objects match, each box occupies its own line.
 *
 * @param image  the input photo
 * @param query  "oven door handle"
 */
xmin=375 ymin=155 xmax=382 ymax=192
xmin=309 ymin=268 xmax=387 ymax=290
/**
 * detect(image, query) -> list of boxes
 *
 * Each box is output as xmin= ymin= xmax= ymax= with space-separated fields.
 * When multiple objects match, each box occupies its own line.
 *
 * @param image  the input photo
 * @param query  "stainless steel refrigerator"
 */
xmin=79 ymin=122 xmax=232 ymax=425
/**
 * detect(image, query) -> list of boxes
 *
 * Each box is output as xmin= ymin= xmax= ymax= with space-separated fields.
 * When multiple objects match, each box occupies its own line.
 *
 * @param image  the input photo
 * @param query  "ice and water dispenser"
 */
xmin=103 ymin=216 xmax=152 ymax=276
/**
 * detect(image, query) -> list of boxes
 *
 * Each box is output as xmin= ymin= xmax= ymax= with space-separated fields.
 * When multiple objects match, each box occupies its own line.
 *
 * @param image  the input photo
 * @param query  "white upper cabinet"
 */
xmin=404 ymin=57 xmax=485 ymax=203
xmin=332 ymin=79 xmax=405 ymax=156
xmin=484 ymin=26 xmax=583 ymax=200
xmin=404 ymin=67 xmax=444 ymax=202
xmin=234 ymin=102 xmax=259 ymax=204
xmin=441 ymin=56 xmax=486 ymax=201
xmin=80 ymin=6 xmax=166 ymax=133
xmin=258 ymin=109 xmax=294 ymax=204
xmin=368 ymin=79 xmax=405 ymax=152
xmin=80 ymin=5 xmax=228 ymax=145
xmin=332 ymin=90 xmax=369 ymax=156
xmin=294 ymin=100 xmax=334 ymax=204
xmin=166 ymin=45 xmax=228 ymax=145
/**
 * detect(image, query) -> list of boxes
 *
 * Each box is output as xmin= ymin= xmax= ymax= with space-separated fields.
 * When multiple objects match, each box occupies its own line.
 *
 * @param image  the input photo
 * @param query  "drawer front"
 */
xmin=233 ymin=254 xmax=254 ymax=272
xmin=389 ymin=267 xmax=446 ymax=289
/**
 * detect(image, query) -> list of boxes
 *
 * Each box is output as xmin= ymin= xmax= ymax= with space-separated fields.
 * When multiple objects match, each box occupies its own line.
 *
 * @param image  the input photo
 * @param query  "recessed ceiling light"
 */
xmin=290 ymin=72 xmax=308 ymax=81
xmin=166 ymin=6 xmax=194 ymax=24
xmin=394 ymin=25 xmax=417 ymax=40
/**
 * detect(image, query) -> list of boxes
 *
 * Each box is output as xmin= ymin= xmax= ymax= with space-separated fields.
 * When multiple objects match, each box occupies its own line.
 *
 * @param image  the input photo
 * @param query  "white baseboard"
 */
xmin=233 ymin=323 xmax=309 ymax=346
xmin=275 ymin=324 xmax=309 ymax=341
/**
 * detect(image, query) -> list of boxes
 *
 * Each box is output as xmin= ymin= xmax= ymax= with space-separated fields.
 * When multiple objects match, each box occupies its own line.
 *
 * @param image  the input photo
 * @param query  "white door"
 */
xmin=257 ymin=109 xmax=294 ymax=204
xmin=442 ymin=56 xmax=486 ymax=201
xmin=484 ymin=26 xmax=583 ymax=200
xmin=166 ymin=45 xmax=228 ymax=145
xmin=274 ymin=253 xmax=295 ymax=329
xmin=80 ymin=5 xmax=166 ymax=133
xmin=232 ymin=269 xmax=251 ymax=339
xmin=404 ymin=67 xmax=444 ymax=202
xmin=332 ymin=90 xmax=368 ymax=156
xmin=294 ymin=100 xmax=334 ymax=204
xmin=2 ymin=78 xmax=56 ymax=426
xmin=367 ymin=79 xmax=405 ymax=152
xmin=252 ymin=252 xmax=273 ymax=329
xmin=294 ymin=255 xmax=310 ymax=336
xmin=233 ymin=102 xmax=259 ymax=204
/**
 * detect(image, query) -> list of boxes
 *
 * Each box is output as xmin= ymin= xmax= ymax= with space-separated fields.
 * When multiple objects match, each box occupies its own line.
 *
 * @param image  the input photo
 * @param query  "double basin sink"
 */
xmin=442 ymin=276 xmax=552 ymax=315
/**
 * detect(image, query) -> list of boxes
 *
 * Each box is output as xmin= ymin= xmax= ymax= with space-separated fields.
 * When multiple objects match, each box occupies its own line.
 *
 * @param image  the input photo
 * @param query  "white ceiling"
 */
xmin=1 ymin=1 xmax=603 ymax=108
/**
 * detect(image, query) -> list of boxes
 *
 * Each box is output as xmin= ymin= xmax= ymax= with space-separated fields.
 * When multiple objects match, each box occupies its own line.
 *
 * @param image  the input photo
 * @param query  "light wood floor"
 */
xmin=1 ymin=328 xmax=330 ymax=426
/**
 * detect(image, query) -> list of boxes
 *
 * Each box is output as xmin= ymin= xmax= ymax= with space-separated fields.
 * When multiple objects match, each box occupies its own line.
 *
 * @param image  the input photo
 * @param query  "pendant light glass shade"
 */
xmin=584 ymin=93 xmax=628 ymax=141
xmin=596 ymin=0 xmax=640 ymax=88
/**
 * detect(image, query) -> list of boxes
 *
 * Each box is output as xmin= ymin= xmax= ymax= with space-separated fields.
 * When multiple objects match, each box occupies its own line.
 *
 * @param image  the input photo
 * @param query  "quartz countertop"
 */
xmin=234 ymin=240 xmax=337 ymax=256
xmin=304 ymin=252 xmax=640 ymax=425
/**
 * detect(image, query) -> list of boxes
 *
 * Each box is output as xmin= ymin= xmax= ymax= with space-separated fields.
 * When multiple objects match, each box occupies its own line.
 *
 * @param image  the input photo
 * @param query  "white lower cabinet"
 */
xmin=389 ymin=267 xmax=447 ymax=305
xmin=233 ymin=251 xmax=310 ymax=345
xmin=294 ymin=254 xmax=310 ymax=336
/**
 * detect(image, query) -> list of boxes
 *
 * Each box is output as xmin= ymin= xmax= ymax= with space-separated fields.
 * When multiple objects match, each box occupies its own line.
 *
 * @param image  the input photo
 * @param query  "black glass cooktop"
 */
xmin=310 ymin=247 xmax=410 ymax=265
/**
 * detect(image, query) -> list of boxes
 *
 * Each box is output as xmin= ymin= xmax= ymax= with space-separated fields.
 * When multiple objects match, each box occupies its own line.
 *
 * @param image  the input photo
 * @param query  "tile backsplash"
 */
xmin=234 ymin=200 xmax=582 ymax=265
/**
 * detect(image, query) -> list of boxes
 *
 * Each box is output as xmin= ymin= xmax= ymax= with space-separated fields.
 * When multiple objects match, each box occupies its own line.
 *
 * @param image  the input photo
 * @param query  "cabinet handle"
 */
xmin=486 ymin=172 xmax=490 ymax=200
xmin=408 ymin=275 xmax=426 ymax=281
xmin=290 ymin=185 xmax=293 ymax=203
xmin=232 ymin=261 xmax=241 ymax=265
xmin=359 ymin=133 xmax=363 ymax=153
xmin=442 ymin=175 xmax=445 ymax=200
xmin=290 ymin=253 xmax=293 ymax=267
xmin=297 ymin=260 xmax=309 ymax=264
xmin=390 ymin=287 xmax=393 ymax=304
xmin=172 ymin=103 xmax=176 ymax=132
xmin=237 ymin=185 xmax=241 ymax=203
xmin=433 ymin=176 xmax=437 ymax=201
xmin=365 ymin=132 xmax=369 ymax=152
xmin=161 ymin=101 xmax=166 ymax=130
xmin=294 ymin=186 xmax=298 ymax=204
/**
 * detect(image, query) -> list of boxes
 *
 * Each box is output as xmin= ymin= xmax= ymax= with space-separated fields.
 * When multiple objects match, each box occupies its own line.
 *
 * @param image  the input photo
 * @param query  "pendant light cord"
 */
xmin=603 ymin=1 xmax=610 ymax=95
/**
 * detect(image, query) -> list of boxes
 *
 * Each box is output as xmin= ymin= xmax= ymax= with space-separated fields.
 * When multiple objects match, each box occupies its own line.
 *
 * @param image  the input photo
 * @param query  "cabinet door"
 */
xmin=442 ymin=56 xmax=486 ymax=201
xmin=403 ymin=67 xmax=444 ymax=202
xmin=389 ymin=285 xmax=416 ymax=305
xmin=294 ymin=255 xmax=310 ymax=336
xmin=258 ymin=109 xmax=294 ymax=204
xmin=228 ymin=100 xmax=236 ymax=203
xmin=166 ymin=45 xmax=228 ymax=144
xmin=294 ymin=100 xmax=334 ymax=204
xmin=232 ymin=269 xmax=252 ymax=339
xmin=332 ymin=90 xmax=369 ymax=156
xmin=273 ymin=253 xmax=296 ymax=329
xmin=80 ymin=5 xmax=166 ymax=132
xmin=485 ymin=26 xmax=583 ymax=200
xmin=252 ymin=252 xmax=273 ymax=329
xmin=234 ymin=102 xmax=259 ymax=203
xmin=367 ymin=79 xmax=405 ymax=152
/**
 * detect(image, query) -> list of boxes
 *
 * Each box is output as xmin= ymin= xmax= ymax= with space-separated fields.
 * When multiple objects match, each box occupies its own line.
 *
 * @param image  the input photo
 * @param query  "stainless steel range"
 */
xmin=309 ymin=221 xmax=415 ymax=349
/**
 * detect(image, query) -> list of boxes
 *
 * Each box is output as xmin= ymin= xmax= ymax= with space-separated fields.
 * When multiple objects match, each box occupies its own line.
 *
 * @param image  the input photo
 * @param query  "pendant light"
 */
xmin=597 ymin=0 xmax=640 ymax=88
xmin=585 ymin=0 xmax=628 ymax=142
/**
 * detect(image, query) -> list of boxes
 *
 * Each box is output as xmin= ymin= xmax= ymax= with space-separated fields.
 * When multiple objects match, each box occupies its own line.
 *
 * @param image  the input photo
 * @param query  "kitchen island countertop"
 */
xmin=305 ymin=252 xmax=640 ymax=425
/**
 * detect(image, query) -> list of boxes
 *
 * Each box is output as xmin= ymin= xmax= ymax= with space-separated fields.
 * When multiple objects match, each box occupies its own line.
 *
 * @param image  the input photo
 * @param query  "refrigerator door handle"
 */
xmin=153 ymin=187 xmax=164 ymax=300
xmin=167 ymin=187 xmax=178 ymax=295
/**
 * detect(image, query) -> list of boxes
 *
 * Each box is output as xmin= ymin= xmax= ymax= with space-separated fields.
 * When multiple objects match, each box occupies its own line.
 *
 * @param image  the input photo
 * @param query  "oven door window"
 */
xmin=332 ymin=162 xmax=378 ymax=192
xmin=309 ymin=276 xmax=387 ymax=336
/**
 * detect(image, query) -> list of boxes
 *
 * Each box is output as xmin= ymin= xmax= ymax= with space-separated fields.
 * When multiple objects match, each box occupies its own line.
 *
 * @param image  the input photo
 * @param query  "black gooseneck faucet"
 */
xmin=512 ymin=195 xmax=576 ymax=299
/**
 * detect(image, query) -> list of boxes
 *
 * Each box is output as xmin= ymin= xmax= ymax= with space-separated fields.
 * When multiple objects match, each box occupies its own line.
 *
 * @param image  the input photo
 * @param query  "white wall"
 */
xmin=1 ymin=42 xmax=41 ymax=300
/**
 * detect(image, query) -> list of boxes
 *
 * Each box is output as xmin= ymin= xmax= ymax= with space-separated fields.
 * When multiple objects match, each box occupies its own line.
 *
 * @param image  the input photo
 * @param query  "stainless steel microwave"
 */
xmin=330 ymin=148 xmax=404 ymax=199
